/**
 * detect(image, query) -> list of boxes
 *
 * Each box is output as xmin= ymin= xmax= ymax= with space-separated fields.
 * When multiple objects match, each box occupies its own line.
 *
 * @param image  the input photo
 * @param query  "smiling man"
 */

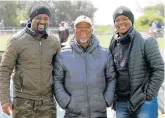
xmin=0 ymin=4 xmax=60 ymax=118
xmin=53 ymin=15 xmax=116 ymax=118
xmin=109 ymin=6 xmax=164 ymax=118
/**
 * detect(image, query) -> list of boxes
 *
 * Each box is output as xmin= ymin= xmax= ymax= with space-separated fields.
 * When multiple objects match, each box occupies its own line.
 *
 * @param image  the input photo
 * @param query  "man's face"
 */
xmin=114 ymin=15 xmax=132 ymax=36
xmin=31 ymin=14 xmax=49 ymax=32
xmin=74 ymin=22 xmax=93 ymax=44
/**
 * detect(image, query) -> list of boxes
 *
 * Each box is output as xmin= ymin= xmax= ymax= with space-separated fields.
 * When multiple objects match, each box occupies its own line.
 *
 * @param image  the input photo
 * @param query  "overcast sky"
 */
xmin=90 ymin=0 xmax=164 ymax=25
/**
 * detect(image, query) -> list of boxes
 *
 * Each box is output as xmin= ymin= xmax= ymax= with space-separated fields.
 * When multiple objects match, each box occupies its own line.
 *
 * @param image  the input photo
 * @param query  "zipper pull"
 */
xmin=20 ymin=88 xmax=23 ymax=92
xmin=40 ymin=41 xmax=41 ymax=45
xmin=117 ymin=39 xmax=120 ymax=45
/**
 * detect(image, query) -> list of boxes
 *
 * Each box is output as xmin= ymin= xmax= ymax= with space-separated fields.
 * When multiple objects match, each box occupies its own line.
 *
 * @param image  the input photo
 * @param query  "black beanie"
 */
xmin=113 ymin=6 xmax=134 ymax=24
xmin=30 ymin=4 xmax=51 ymax=21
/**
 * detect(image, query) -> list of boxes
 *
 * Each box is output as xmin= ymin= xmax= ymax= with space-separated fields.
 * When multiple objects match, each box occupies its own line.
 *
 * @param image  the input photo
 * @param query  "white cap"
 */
xmin=74 ymin=15 xmax=92 ymax=27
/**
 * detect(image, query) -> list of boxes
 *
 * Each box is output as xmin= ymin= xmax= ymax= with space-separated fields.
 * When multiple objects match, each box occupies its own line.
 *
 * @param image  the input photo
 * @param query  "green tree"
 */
xmin=50 ymin=1 xmax=97 ymax=26
xmin=0 ymin=1 xmax=97 ymax=27
xmin=144 ymin=4 xmax=164 ymax=17
xmin=0 ymin=1 xmax=18 ymax=27
xmin=135 ymin=13 xmax=164 ymax=30
xmin=135 ymin=3 xmax=164 ymax=30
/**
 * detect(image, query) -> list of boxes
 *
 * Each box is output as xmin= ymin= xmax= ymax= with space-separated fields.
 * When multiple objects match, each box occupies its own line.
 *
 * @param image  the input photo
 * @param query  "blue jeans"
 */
xmin=2 ymin=113 xmax=12 ymax=118
xmin=116 ymin=97 xmax=158 ymax=118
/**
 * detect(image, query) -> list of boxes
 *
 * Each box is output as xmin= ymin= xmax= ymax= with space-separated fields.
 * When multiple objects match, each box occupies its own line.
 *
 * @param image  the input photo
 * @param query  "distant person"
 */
xmin=156 ymin=20 xmax=163 ymax=37
xmin=156 ymin=20 xmax=162 ymax=29
xmin=53 ymin=15 xmax=116 ymax=118
xmin=149 ymin=20 xmax=158 ymax=37
xmin=20 ymin=20 xmax=26 ymax=27
xmin=0 ymin=3 xmax=60 ymax=118
xmin=0 ymin=20 xmax=5 ymax=30
xmin=58 ymin=21 xmax=69 ymax=46
xmin=109 ymin=6 xmax=164 ymax=118
xmin=152 ymin=20 xmax=157 ymax=29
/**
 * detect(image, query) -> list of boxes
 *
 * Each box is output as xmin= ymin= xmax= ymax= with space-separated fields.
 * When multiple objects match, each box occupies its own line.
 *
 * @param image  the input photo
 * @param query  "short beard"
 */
xmin=36 ymin=24 xmax=47 ymax=35
xmin=36 ymin=30 xmax=46 ymax=35
xmin=79 ymin=39 xmax=88 ymax=43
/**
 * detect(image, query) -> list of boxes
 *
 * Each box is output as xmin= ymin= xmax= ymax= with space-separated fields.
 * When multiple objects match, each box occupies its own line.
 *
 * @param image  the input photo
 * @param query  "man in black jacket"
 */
xmin=109 ymin=6 xmax=164 ymax=118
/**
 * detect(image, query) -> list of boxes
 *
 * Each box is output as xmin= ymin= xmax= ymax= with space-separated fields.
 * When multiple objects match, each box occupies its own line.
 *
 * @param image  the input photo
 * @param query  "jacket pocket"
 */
xmin=66 ymin=96 xmax=81 ymax=115
xmin=101 ymin=94 xmax=107 ymax=110
xmin=13 ymin=70 xmax=23 ymax=92
xmin=93 ymin=94 xmax=107 ymax=112
xmin=128 ymin=92 xmax=146 ymax=113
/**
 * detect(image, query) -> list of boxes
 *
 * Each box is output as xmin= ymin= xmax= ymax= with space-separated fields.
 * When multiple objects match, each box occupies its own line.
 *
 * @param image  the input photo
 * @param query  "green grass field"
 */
xmin=0 ymin=33 xmax=164 ymax=55
xmin=0 ymin=35 xmax=11 ymax=51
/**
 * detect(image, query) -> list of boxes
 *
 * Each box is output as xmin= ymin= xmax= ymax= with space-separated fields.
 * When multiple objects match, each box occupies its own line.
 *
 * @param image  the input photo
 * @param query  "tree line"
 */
xmin=0 ymin=1 xmax=164 ymax=29
xmin=135 ymin=4 xmax=164 ymax=30
xmin=0 ymin=1 xmax=97 ymax=27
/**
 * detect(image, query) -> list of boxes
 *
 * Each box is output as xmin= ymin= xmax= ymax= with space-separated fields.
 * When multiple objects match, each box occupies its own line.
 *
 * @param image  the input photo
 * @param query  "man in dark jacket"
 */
xmin=0 ymin=3 xmax=60 ymax=118
xmin=53 ymin=15 xmax=116 ymax=118
xmin=109 ymin=6 xmax=164 ymax=118
xmin=58 ymin=21 xmax=69 ymax=46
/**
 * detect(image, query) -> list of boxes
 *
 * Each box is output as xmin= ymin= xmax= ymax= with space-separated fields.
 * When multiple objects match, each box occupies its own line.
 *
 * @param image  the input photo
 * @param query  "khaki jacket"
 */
xmin=0 ymin=26 xmax=60 ymax=105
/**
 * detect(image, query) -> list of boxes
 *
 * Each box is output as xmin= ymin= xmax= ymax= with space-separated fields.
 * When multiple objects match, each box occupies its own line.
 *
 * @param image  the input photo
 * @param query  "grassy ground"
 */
xmin=0 ymin=33 xmax=164 ymax=54
xmin=157 ymin=37 xmax=164 ymax=50
xmin=0 ymin=34 xmax=11 ymax=52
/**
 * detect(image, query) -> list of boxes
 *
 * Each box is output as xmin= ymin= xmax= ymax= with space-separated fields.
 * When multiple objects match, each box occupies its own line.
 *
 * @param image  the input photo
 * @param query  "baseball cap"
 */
xmin=74 ymin=15 xmax=92 ymax=27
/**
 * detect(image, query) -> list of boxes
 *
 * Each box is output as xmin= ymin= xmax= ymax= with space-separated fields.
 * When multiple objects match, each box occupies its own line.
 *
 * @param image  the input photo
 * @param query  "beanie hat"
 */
xmin=113 ymin=6 xmax=134 ymax=24
xmin=30 ymin=4 xmax=51 ymax=21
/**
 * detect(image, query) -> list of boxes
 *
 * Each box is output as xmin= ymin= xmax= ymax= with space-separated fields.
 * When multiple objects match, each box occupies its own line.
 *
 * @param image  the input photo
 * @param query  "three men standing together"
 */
xmin=0 ymin=3 xmax=164 ymax=118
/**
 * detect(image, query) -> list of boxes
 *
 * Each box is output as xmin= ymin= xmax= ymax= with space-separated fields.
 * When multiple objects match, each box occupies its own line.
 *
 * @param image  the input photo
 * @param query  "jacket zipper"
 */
xmin=85 ymin=52 xmax=91 ymax=118
xmin=39 ymin=40 xmax=43 ymax=99
xmin=20 ymin=76 xmax=23 ymax=92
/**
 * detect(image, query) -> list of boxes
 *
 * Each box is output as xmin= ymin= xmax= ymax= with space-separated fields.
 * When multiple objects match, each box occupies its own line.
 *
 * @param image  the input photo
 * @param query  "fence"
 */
xmin=0 ymin=27 xmax=74 ymax=34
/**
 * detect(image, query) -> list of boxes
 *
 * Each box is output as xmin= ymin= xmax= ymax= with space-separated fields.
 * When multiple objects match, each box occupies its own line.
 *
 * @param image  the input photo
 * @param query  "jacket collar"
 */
xmin=128 ymin=26 xmax=136 ymax=40
xmin=109 ymin=26 xmax=136 ymax=52
xmin=114 ymin=26 xmax=136 ymax=42
xmin=70 ymin=34 xmax=99 ymax=53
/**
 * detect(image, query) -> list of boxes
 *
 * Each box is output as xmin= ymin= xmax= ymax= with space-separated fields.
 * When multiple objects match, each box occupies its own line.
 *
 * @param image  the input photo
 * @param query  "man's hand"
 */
xmin=2 ymin=102 xmax=12 ymax=116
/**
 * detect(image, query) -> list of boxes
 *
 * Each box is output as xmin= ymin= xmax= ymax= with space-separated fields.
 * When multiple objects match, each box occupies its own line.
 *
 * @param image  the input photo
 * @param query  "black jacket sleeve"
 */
xmin=104 ymin=50 xmax=116 ymax=107
xmin=144 ymin=37 xmax=164 ymax=100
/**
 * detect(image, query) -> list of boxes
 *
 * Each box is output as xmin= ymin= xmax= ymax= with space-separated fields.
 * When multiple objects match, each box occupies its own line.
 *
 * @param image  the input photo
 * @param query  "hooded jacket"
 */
xmin=110 ymin=27 xmax=164 ymax=112
xmin=0 ymin=24 xmax=60 ymax=105
xmin=53 ymin=35 xmax=116 ymax=118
